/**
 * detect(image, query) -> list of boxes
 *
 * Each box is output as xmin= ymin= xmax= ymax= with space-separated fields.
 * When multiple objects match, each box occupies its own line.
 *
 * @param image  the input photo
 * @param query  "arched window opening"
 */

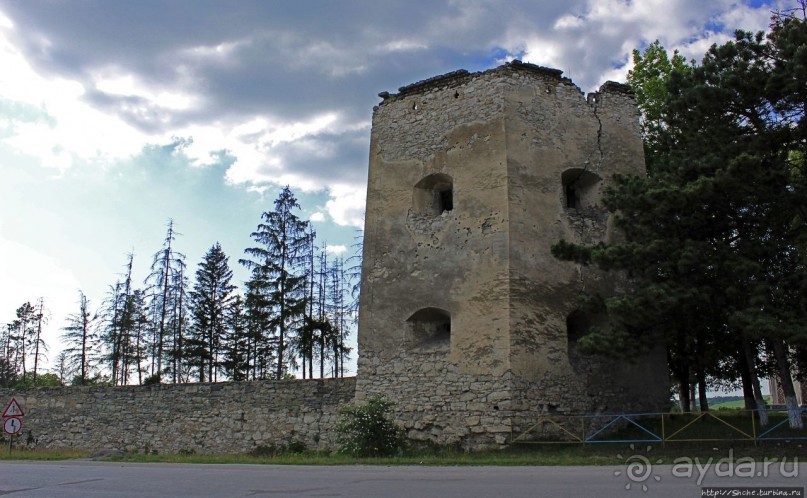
xmin=566 ymin=310 xmax=590 ymax=348
xmin=561 ymin=169 xmax=601 ymax=210
xmin=413 ymin=174 xmax=454 ymax=216
xmin=566 ymin=310 xmax=607 ymax=368
xmin=406 ymin=307 xmax=451 ymax=349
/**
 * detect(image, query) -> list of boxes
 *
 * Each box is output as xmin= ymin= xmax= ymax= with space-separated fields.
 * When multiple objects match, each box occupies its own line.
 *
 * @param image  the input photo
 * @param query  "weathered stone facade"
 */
xmin=356 ymin=61 xmax=668 ymax=448
xmin=0 ymin=378 xmax=354 ymax=453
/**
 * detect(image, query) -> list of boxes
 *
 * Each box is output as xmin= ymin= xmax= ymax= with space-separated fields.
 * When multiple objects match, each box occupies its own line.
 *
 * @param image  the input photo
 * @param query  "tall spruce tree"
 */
xmin=241 ymin=186 xmax=311 ymax=380
xmin=244 ymin=269 xmax=276 ymax=380
xmin=189 ymin=243 xmax=235 ymax=382
xmin=221 ymin=294 xmax=249 ymax=381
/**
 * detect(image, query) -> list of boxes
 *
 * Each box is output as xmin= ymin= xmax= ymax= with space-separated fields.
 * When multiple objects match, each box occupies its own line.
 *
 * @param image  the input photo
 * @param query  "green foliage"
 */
xmin=15 ymin=372 xmax=62 ymax=388
xmin=142 ymin=373 xmax=162 ymax=385
xmin=240 ymin=186 xmax=312 ymax=380
xmin=61 ymin=291 xmax=99 ymax=388
xmin=0 ymin=357 xmax=16 ymax=387
xmin=336 ymin=396 xmax=406 ymax=457
xmin=70 ymin=372 xmax=112 ymax=387
xmin=627 ymin=40 xmax=692 ymax=170
xmin=249 ymin=440 xmax=307 ymax=457
xmin=188 ymin=242 xmax=235 ymax=382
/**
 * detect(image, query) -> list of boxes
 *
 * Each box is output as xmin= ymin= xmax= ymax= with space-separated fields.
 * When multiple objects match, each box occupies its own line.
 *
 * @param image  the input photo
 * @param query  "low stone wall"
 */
xmin=0 ymin=377 xmax=356 ymax=454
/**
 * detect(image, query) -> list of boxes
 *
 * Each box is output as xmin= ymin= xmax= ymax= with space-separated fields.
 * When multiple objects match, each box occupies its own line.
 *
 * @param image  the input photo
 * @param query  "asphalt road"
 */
xmin=0 ymin=460 xmax=804 ymax=497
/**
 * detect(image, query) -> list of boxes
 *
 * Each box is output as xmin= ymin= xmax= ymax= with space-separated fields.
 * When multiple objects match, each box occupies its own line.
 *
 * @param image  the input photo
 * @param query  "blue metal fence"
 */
xmin=510 ymin=407 xmax=807 ymax=445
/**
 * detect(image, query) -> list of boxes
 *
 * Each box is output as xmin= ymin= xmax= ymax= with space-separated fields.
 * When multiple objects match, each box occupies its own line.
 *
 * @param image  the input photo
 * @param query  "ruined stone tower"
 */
xmin=356 ymin=61 xmax=668 ymax=448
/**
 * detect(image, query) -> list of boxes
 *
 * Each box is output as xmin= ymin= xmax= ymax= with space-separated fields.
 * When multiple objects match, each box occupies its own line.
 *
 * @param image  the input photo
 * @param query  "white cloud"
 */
xmin=0 ymin=22 xmax=153 ymax=171
xmin=309 ymin=212 xmax=325 ymax=222
xmin=379 ymin=39 xmax=429 ymax=53
xmin=325 ymin=183 xmax=366 ymax=228
xmin=94 ymin=71 xmax=197 ymax=110
xmin=221 ymin=112 xmax=353 ymax=190
xmin=326 ymin=244 xmax=347 ymax=255
xmin=182 ymin=39 xmax=250 ymax=61
xmin=554 ymin=14 xmax=584 ymax=30
xmin=0 ymin=10 xmax=11 ymax=29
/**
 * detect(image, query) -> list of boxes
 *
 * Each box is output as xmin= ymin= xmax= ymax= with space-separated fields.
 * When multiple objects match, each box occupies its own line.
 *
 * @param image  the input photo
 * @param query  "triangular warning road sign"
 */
xmin=2 ymin=398 xmax=24 ymax=417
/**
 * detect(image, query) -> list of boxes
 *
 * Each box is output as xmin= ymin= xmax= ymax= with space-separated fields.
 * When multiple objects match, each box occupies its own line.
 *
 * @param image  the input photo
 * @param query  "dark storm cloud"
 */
xmin=260 ymin=127 xmax=371 ymax=186
xmin=0 ymin=1 xmax=580 ymax=127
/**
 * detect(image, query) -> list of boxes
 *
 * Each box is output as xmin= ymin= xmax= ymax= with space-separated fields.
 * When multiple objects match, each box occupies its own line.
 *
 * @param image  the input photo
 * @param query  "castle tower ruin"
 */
xmin=356 ymin=61 xmax=668 ymax=448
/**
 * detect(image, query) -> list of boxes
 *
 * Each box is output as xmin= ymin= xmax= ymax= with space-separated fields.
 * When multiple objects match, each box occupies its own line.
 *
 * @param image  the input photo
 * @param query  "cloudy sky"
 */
xmin=0 ymin=0 xmax=789 ymax=373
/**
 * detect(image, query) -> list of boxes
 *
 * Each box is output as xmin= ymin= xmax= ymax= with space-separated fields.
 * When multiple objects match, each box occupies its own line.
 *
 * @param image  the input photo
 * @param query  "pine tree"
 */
xmin=145 ymin=219 xmax=186 ymax=381
xmin=244 ymin=269 xmax=276 ymax=380
xmin=327 ymin=255 xmax=352 ymax=377
xmin=10 ymin=302 xmax=38 ymax=378
xmin=189 ymin=243 xmax=235 ymax=382
xmin=241 ymin=186 xmax=311 ymax=380
xmin=221 ymin=294 xmax=249 ymax=381
xmin=297 ymin=227 xmax=317 ymax=379
xmin=167 ymin=262 xmax=189 ymax=383
xmin=53 ymin=350 xmax=70 ymax=386
xmin=0 ymin=324 xmax=18 ymax=387
xmin=102 ymin=253 xmax=141 ymax=385
xmin=131 ymin=289 xmax=152 ymax=384
xmin=61 ymin=291 xmax=98 ymax=385
xmin=29 ymin=298 xmax=49 ymax=383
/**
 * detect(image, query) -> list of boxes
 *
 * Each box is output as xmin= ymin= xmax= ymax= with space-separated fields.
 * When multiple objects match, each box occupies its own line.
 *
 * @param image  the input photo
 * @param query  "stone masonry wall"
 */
xmin=0 ymin=378 xmax=355 ymax=454
xmin=357 ymin=348 xmax=667 ymax=450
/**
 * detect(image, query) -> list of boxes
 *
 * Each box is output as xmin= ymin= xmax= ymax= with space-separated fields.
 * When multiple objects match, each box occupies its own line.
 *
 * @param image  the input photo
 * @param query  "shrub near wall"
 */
xmin=0 ymin=377 xmax=356 ymax=454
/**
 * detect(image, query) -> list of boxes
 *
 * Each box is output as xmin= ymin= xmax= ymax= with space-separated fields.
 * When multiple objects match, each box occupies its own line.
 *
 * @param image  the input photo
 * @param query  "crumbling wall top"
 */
xmin=394 ymin=69 xmax=472 ymax=97
xmin=504 ymin=59 xmax=565 ymax=79
xmin=377 ymin=60 xmax=581 ymax=102
xmin=598 ymin=80 xmax=634 ymax=95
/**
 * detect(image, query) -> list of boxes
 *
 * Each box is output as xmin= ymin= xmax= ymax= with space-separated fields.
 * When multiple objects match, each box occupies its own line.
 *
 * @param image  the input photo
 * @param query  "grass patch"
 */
xmin=1 ymin=443 xmax=803 ymax=465
xmin=710 ymin=396 xmax=771 ymax=410
xmin=0 ymin=447 xmax=90 ymax=461
xmin=104 ymin=441 xmax=807 ymax=466
xmin=106 ymin=445 xmax=621 ymax=466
